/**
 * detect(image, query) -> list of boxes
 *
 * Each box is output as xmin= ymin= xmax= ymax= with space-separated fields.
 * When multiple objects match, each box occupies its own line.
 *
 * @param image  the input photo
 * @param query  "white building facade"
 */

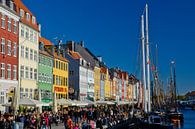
xmin=15 ymin=0 xmax=40 ymax=99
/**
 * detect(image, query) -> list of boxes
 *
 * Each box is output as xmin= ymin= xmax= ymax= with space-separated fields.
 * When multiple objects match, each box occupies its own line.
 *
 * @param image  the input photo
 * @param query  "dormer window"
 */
xmin=10 ymin=1 xmax=14 ymax=10
xmin=32 ymin=16 xmax=36 ymax=24
xmin=26 ymin=13 xmax=30 ymax=21
xmin=2 ymin=0 xmax=5 ymax=5
xmin=20 ymin=9 xmax=24 ymax=17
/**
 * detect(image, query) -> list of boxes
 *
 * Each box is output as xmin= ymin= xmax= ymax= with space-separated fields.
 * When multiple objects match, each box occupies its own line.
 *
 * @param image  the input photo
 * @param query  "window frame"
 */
xmin=13 ymin=65 xmax=17 ymax=80
xmin=1 ymin=38 xmax=5 ymax=54
xmin=8 ymin=17 xmax=11 ymax=32
xmin=7 ymin=64 xmax=11 ymax=80
xmin=0 ymin=63 xmax=5 ymax=79
xmin=7 ymin=40 xmax=11 ymax=56
xmin=1 ymin=14 xmax=5 ymax=29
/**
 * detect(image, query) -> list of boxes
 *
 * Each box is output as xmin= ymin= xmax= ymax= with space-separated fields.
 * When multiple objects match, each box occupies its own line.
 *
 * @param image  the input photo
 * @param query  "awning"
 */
xmin=95 ymin=100 xmax=115 ymax=105
xmin=19 ymin=98 xmax=50 ymax=107
xmin=57 ymin=99 xmax=75 ymax=106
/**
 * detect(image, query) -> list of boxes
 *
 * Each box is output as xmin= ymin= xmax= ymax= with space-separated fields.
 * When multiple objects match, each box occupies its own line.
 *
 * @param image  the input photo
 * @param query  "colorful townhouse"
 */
xmin=104 ymin=67 xmax=111 ymax=100
xmin=94 ymin=62 xmax=100 ymax=101
xmin=64 ymin=42 xmax=89 ymax=100
xmin=120 ymin=72 xmax=128 ymax=101
xmin=0 ymin=0 xmax=19 ymax=112
xmin=100 ymin=67 xmax=106 ymax=101
xmin=14 ymin=0 xmax=40 ymax=99
xmin=53 ymin=46 xmax=69 ymax=99
xmin=38 ymin=37 xmax=53 ymax=103
xmin=110 ymin=68 xmax=121 ymax=101
xmin=64 ymin=41 xmax=95 ymax=100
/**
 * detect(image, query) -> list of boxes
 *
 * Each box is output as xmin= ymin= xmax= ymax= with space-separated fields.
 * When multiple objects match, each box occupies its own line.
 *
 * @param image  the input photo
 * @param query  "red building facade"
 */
xmin=0 ymin=0 xmax=20 ymax=111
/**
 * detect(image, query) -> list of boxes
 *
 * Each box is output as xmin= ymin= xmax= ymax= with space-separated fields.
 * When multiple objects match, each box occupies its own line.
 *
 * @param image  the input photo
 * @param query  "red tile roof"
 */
xmin=39 ymin=37 xmax=53 ymax=46
xmin=13 ymin=0 xmax=39 ymax=31
xmin=68 ymin=50 xmax=82 ymax=59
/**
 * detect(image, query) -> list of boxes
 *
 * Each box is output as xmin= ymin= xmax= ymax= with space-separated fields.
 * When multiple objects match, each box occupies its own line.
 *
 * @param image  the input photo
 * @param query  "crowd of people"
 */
xmin=0 ymin=104 xmax=134 ymax=129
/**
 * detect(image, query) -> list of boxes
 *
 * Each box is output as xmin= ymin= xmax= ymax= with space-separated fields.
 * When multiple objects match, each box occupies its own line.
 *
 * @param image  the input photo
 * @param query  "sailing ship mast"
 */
xmin=145 ymin=4 xmax=151 ymax=112
xmin=141 ymin=15 xmax=147 ymax=113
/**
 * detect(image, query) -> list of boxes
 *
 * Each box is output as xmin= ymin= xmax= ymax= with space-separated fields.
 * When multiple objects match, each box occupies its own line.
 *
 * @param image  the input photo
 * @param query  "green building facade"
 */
xmin=38 ymin=43 xmax=53 ymax=103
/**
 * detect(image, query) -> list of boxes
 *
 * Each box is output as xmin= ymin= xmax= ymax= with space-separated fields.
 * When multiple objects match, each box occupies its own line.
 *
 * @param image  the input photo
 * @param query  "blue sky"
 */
xmin=23 ymin=0 xmax=195 ymax=95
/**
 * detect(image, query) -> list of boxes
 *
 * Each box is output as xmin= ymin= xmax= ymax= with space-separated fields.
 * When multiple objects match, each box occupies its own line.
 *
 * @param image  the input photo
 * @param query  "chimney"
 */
xmin=97 ymin=56 xmax=102 ymax=62
xmin=38 ymin=24 xmax=41 ymax=37
xmin=80 ymin=41 xmax=84 ymax=47
xmin=72 ymin=41 xmax=75 ymax=52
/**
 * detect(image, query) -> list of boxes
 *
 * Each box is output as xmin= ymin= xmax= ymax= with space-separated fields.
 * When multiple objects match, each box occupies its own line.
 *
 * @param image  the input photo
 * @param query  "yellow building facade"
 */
xmin=105 ymin=68 xmax=111 ymax=99
xmin=53 ymin=53 xmax=69 ymax=99
xmin=94 ymin=66 xmax=100 ymax=100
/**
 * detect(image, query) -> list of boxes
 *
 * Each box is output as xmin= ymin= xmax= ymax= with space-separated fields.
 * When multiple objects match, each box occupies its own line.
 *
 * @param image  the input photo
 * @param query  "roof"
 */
xmin=68 ymin=50 xmax=82 ymax=59
xmin=39 ymin=50 xmax=53 ymax=58
xmin=13 ymin=0 xmax=39 ymax=31
xmin=54 ymin=52 xmax=69 ymax=62
xmin=39 ymin=37 xmax=53 ymax=46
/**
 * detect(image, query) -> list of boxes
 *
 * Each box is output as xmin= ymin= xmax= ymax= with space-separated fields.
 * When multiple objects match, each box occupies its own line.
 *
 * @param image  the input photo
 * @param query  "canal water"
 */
xmin=174 ymin=109 xmax=195 ymax=129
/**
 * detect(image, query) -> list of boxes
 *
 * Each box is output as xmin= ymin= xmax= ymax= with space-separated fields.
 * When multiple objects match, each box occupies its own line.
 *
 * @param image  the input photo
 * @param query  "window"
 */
xmin=26 ymin=28 xmax=29 ymax=40
xmin=25 ymin=47 xmax=29 ymax=59
xmin=21 ymin=45 xmax=24 ymax=57
xmin=20 ymin=88 xmax=24 ymax=98
xmin=25 ymin=88 xmax=28 ymax=97
xmin=1 ymin=38 xmax=5 ymax=54
xmin=0 ymin=92 xmax=4 ymax=104
xmin=29 ymin=89 xmax=33 ymax=99
xmin=1 ymin=14 xmax=5 ymax=28
xmin=8 ymin=17 xmax=11 ymax=32
xmin=30 ymin=68 xmax=33 ymax=79
xmin=26 ymin=13 xmax=30 ymax=21
xmin=65 ymin=78 xmax=68 ymax=86
xmin=20 ymin=66 xmax=24 ymax=78
xmin=7 ymin=40 xmax=11 ymax=56
xmin=20 ymin=9 xmax=24 ymax=17
xmin=7 ymin=64 xmax=11 ymax=79
xmin=21 ymin=25 xmax=24 ymax=37
xmin=30 ymin=30 xmax=33 ymax=42
xmin=34 ymin=69 xmax=37 ymax=80
xmin=25 ymin=67 xmax=29 ymax=79
xmin=38 ymin=73 xmax=42 ymax=82
xmin=65 ymin=64 xmax=68 ymax=71
xmin=56 ymin=61 xmax=58 ymax=69
xmin=13 ymin=42 xmax=17 ymax=57
xmin=34 ymin=51 xmax=37 ymax=62
xmin=0 ymin=63 xmax=5 ymax=79
xmin=13 ymin=65 xmax=17 ymax=80
xmin=33 ymin=32 xmax=37 ymax=42
xmin=42 ymin=73 xmax=45 ymax=82
xmin=30 ymin=49 xmax=33 ymax=60
xmin=13 ymin=20 xmax=17 ymax=34
xmin=53 ymin=75 xmax=56 ymax=84
xmin=32 ymin=16 xmax=36 ymax=24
